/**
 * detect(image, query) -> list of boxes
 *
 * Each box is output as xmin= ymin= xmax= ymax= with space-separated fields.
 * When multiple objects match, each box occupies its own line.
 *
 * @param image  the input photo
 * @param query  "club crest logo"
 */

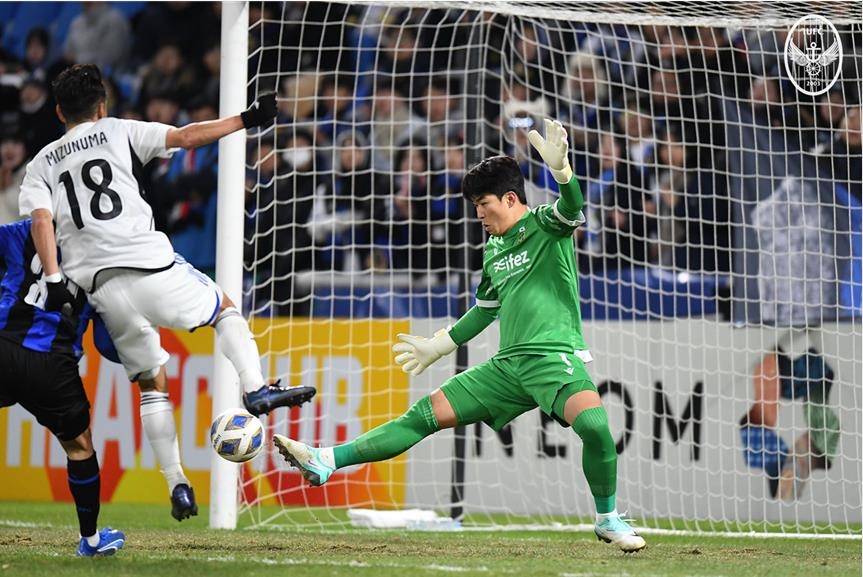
xmin=784 ymin=14 xmax=843 ymax=96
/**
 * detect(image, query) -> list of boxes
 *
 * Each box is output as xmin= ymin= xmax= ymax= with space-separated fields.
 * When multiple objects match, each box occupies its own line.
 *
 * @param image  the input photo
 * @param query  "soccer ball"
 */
xmin=210 ymin=408 xmax=265 ymax=463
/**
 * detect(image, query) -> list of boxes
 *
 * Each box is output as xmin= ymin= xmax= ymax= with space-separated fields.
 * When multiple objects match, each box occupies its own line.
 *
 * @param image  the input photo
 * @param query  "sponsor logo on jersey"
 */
xmin=492 ymin=250 xmax=531 ymax=273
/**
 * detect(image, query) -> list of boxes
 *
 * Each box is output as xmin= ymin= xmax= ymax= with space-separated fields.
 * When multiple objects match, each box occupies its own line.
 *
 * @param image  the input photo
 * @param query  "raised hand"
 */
xmin=527 ymin=118 xmax=574 ymax=184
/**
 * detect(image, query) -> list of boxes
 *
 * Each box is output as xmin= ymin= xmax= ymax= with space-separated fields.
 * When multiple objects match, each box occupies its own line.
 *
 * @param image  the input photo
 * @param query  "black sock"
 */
xmin=67 ymin=453 xmax=100 ymax=538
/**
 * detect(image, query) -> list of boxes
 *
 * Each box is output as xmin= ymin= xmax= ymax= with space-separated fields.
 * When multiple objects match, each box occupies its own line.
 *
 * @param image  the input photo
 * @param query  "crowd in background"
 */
xmin=0 ymin=2 xmax=860 ymax=316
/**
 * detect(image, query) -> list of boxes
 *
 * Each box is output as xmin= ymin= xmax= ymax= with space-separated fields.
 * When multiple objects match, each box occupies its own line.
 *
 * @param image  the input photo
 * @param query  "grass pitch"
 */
xmin=0 ymin=502 xmax=859 ymax=577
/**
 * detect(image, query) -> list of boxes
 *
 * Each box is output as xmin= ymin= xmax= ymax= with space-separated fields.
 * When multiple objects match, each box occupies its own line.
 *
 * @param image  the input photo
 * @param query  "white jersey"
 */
xmin=18 ymin=117 xmax=177 ymax=291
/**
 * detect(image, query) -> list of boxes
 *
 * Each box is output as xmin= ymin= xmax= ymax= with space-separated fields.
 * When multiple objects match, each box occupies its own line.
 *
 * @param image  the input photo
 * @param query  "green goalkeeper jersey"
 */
xmin=474 ymin=179 xmax=587 ymax=358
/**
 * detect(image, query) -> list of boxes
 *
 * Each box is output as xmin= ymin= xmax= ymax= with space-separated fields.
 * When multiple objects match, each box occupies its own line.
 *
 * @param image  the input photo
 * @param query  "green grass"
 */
xmin=0 ymin=502 xmax=859 ymax=577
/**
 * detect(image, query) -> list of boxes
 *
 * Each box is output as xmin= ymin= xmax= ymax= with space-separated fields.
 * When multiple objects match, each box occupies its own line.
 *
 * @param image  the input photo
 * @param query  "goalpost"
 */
xmin=215 ymin=1 xmax=862 ymax=536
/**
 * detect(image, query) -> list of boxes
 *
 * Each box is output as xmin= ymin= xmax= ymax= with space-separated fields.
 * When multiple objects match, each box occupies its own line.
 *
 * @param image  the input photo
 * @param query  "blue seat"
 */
xmin=0 ymin=3 xmax=19 ymax=27
xmin=2 ymin=2 xmax=61 ymax=59
xmin=49 ymin=1 xmax=81 ymax=61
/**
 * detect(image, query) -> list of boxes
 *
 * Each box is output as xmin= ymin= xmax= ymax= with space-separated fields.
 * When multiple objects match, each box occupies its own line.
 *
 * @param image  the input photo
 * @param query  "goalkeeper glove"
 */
xmin=393 ymin=328 xmax=458 ymax=376
xmin=241 ymin=92 xmax=278 ymax=129
xmin=528 ymin=118 xmax=574 ymax=184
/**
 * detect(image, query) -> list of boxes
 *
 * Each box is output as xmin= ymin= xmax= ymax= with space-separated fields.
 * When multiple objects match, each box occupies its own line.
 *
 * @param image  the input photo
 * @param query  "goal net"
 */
xmin=234 ymin=1 xmax=861 ymax=536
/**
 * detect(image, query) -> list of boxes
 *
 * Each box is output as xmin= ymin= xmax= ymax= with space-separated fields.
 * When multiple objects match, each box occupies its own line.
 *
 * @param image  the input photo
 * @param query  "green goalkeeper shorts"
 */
xmin=439 ymin=352 xmax=596 ymax=431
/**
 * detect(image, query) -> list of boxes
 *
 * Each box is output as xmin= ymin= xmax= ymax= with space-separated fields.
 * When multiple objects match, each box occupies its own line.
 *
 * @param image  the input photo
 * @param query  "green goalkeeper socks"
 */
xmin=572 ymin=407 xmax=618 ymax=514
xmin=333 ymin=396 xmax=440 ymax=468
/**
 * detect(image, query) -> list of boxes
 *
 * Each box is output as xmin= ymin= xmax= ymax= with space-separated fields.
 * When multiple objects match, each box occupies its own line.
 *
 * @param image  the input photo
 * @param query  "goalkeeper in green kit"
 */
xmin=274 ymin=119 xmax=646 ymax=553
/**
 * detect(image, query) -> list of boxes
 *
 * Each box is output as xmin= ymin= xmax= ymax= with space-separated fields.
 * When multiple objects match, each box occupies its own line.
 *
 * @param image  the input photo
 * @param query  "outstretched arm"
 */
xmin=528 ymin=118 xmax=585 ymax=219
xmin=165 ymin=93 xmax=277 ymax=149
xmin=449 ymin=305 xmax=498 ymax=344
xmin=392 ymin=305 xmax=498 ymax=377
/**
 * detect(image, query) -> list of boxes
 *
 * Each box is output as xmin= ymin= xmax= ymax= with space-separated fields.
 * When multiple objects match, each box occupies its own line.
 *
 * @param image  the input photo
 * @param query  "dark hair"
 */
xmin=461 ymin=155 xmax=526 ymax=204
xmin=25 ymin=27 xmax=50 ymax=50
xmin=52 ymin=64 xmax=107 ymax=124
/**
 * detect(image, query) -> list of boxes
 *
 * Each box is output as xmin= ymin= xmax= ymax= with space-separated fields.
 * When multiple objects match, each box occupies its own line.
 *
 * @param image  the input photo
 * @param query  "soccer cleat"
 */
xmin=272 ymin=434 xmax=334 ymax=486
xmin=170 ymin=483 xmax=198 ymax=521
xmin=594 ymin=515 xmax=646 ymax=553
xmin=243 ymin=381 xmax=317 ymax=417
xmin=76 ymin=527 xmax=125 ymax=557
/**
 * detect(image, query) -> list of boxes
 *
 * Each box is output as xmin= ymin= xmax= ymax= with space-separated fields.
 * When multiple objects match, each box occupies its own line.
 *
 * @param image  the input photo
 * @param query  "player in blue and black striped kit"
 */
xmin=0 ymin=218 xmax=124 ymax=557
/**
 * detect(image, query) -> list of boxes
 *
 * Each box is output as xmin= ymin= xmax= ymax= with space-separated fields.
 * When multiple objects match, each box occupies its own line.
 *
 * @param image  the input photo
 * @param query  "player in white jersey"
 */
xmin=18 ymin=64 xmax=316 ymax=521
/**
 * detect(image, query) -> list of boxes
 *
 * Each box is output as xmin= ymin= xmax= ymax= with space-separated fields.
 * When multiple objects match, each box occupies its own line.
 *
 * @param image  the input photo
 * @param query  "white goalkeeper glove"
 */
xmin=528 ymin=118 xmax=574 ymax=184
xmin=392 ymin=328 xmax=458 ymax=377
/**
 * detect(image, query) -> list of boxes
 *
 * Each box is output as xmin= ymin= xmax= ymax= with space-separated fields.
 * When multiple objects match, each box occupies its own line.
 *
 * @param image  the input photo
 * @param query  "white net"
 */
xmin=238 ymin=1 xmax=861 ymax=535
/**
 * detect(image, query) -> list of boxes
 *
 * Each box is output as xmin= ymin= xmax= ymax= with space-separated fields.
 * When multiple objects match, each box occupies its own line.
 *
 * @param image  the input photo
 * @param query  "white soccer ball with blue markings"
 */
xmin=210 ymin=408 xmax=265 ymax=463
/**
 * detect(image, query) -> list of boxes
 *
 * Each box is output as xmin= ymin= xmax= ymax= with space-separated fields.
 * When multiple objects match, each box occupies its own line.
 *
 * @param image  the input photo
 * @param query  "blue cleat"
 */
xmin=272 ymin=434 xmax=334 ymax=486
xmin=170 ymin=483 xmax=198 ymax=521
xmin=594 ymin=515 xmax=646 ymax=553
xmin=243 ymin=381 xmax=316 ymax=417
xmin=76 ymin=527 xmax=125 ymax=557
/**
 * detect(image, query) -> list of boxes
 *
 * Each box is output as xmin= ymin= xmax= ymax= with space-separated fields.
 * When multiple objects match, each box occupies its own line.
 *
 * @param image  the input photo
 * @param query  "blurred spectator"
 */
xmin=0 ymin=53 xmax=23 ymax=130
xmin=316 ymin=73 xmax=357 ymax=147
xmin=64 ymin=1 xmax=131 ymax=71
xmin=245 ymin=131 xmax=317 ymax=315
xmin=278 ymin=130 xmax=321 ymax=263
xmin=133 ymin=2 xmax=220 ymax=64
xmin=102 ymin=74 xmax=124 ymax=117
xmin=426 ymin=131 xmax=466 ymax=281
xmin=23 ymin=28 xmax=69 ymax=85
xmin=307 ymin=131 xmax=382 ymax=271
xmin=832 ymin=107 xmax=862 ymax=200
xmin=244 ymin=140 xmax=284 ymax=314
xmin=749 ymin=73 xmax=814 ymax=151
xmin=375 ymin=21 xmax=428 ymax=98
xmin=142 ymin=93 xmax=183 ymax=230
xmin=200 ymin=41 xmax=221 ymax=107
xmin=813 ymin=88 xmax=847 ymax=146
xmin=278 ymin=74 xmax=320 ymax=124
xmin=18 ymin=77 xmax=62 ymax=155
xmin=648 ymin=167 xmax=691 ymax=268
xmin=388 ymin=142 xmax=433 ymax=272
xmin=362 ymin=80 xmax=420 ymax=172
xmin=415 ymin=77 xmax=463 ymax=168
xmin=744 ymin=27 xmax=785 ymax=78
xmin=498 ymin=99 xmax=556 ymax=198
xmin=616 ymin=100 xmax=657 ymax=174
xmin=138 ymin=44 xmax=199 ymax=108
xmin=159 ymin=98 xmax=221 ymax=276
xmin=561 ymin=51 xmax=614 ymax=178
xmin=582 ymin=132 xmax=650 ymax=271
xmin=143 ymin=93 xmax=182 ymax=126
xmin=0 ymin=132 xmax=29 ymax=224
xmin=645 ymin=126 xmax=701 ymax=269
xmin=509 ymin=20 xmax=558 ymax=101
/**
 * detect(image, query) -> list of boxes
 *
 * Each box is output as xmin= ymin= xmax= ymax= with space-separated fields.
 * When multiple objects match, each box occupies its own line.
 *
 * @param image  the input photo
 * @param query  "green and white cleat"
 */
xmin=594 ymin=515 xmax=647 ymax=553
xmin=272 ymin=434 xmax=334 ymax=486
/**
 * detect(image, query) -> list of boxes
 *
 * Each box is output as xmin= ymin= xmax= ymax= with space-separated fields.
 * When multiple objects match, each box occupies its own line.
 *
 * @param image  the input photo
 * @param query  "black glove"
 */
xmin=240 ymin=92 xmax=277 ymax=129
xmin=44 ymin=278 xmax=74 ymax=313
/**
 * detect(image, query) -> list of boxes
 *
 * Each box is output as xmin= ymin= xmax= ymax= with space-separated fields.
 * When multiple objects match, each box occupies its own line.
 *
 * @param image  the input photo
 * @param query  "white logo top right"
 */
xmin=784 ymin=14 xmax=843 ymax=96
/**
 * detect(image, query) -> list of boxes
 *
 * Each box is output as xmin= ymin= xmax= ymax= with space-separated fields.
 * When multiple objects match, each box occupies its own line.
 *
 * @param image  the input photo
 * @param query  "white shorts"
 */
xmin=89 ymin=255 xmax=223 ymax=380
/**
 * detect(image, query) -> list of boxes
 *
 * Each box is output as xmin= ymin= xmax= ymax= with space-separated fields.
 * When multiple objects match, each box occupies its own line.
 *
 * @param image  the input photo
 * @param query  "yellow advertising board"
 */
xmin=0 ymin=319 xmax=410 ymax=508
